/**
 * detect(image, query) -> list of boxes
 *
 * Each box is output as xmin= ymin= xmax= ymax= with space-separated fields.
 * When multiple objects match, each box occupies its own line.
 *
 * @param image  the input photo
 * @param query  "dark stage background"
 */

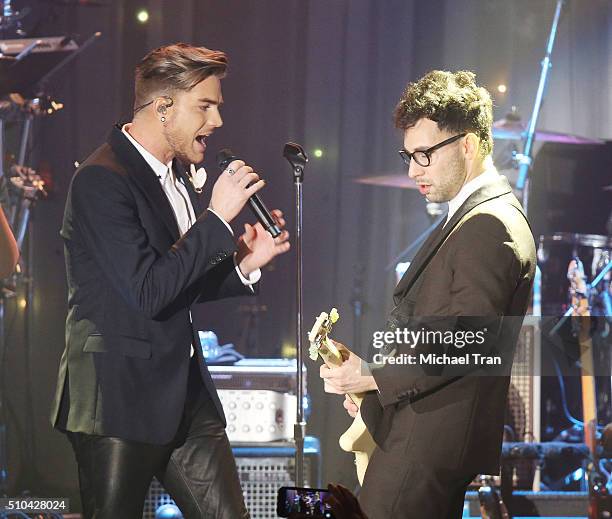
xmin=2 ymin=0 xmax=612 ymax=503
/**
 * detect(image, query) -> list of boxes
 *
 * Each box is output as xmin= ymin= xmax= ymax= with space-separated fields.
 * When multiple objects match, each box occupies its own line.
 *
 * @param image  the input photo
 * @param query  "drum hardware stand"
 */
xmin=477 ymin=475 xmax=509 ymax=519
xmin=283 ymin=142 xmax=308 ymax=487
xmin=515 ymin=0 xmax=566 ymax=214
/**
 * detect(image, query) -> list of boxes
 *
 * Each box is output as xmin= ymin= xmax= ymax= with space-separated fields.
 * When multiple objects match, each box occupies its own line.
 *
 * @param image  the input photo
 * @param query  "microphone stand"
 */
xmin=515 ymin=0 xmax=566 ymax=214
xmin=283 ymin=143 xmax=308 ymax=487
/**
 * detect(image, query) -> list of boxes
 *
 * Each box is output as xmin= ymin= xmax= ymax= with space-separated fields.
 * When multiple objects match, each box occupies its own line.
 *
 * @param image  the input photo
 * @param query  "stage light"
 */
xmin=313 ymin=148 xmax=323 ymax=158
xmin=18 ymin=298 xmax=27 ymax=310
xmin=136 ymin=9 xmax=150 ymax=24
xmin=497 ymin=84 xmax=507 ymax=94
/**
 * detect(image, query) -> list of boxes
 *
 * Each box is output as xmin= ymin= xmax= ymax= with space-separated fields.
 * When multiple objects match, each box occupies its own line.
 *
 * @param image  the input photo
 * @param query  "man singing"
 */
xmin=50 ymin=43 xmax=289 ymax=518
xmin=320 ymin=70 xmax=536 ymax=518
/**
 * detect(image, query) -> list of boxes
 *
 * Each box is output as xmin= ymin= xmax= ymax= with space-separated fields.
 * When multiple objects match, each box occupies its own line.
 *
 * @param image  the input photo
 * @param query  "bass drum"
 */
xmin=537 ymin=233 xmax=611 ymax=316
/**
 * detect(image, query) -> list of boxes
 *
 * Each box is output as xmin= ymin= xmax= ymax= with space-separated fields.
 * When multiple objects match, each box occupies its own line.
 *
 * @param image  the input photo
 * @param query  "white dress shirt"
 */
xmin=445 ymin=167 xmax=500 ymax=225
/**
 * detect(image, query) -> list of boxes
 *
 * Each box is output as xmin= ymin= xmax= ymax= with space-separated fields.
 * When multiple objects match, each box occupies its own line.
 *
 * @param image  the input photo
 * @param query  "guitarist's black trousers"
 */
xmin=360 ymin=445 xmax=476 ymax=518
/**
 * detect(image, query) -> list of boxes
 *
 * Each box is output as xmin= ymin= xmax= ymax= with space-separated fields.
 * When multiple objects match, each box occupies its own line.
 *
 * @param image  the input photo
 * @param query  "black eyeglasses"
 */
xmin=398 ymin=133 xmax=466 ymax=167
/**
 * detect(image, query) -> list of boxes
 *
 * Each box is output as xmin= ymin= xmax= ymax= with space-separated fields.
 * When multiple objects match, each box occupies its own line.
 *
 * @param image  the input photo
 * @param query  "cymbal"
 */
xmin=492 ymin=118 xmax=604 ymax=145
xmin=354 ymin=173 xmax=417 ymax=190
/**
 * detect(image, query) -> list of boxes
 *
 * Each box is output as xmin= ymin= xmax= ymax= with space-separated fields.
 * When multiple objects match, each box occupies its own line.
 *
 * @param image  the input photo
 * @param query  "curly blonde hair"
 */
xmin=394 ymin=70 xmax=493 ymax=156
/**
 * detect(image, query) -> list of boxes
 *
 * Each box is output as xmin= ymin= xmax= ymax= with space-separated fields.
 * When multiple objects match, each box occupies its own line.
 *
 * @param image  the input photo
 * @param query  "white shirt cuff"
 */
xmin=233 ymin=252 xmax=261 ymax=286
xmin=207 ymin=208 xmax=234 ymax=236
xmin=207 ymin=208 xmax=260 ymax=288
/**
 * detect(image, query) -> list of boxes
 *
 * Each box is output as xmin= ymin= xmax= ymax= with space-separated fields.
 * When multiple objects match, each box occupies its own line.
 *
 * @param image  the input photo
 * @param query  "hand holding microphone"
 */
xmin=215 ymin=149 xmax=281 ymax=238
xmin=208 ymin=148 xmax=289 ymax=276
xmin=208 ymin=158 xmax=264 ymax=224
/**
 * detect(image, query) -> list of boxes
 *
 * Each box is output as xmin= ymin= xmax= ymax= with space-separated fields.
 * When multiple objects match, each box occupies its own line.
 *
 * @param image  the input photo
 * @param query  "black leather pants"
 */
xmin=67 ymin=359 xmax=248 ymax=519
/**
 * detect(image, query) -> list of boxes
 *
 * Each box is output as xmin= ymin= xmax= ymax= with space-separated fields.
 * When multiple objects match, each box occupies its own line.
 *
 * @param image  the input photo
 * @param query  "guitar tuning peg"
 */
xmin=308 ymin=345 xmax=319 ymax=361
xmin=330 ymin=308 xmax=339 ymax=323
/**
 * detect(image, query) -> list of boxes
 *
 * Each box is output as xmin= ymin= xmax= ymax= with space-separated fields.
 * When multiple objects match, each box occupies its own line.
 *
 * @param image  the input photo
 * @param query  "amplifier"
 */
xmin=219 ymin=389 xmax=296 ymax=442
xmin=509 ymin=316 xmax=541 ymax=445
xmin=208 ymin=358 xmax=306 ymax=394
xmin=144 ymin=437 xmax=321 ymax=519
xmin=506 ymin=316 xmax=541 ymax=490
xmin=471 ymin=318 xmax=542 ymax=490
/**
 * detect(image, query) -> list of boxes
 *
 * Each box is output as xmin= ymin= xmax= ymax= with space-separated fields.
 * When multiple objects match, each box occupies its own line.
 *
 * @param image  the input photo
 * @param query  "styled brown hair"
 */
xmin=394 ymin=70 xmax=493 ymax=156
xmin=134 ymin=43 xmax=228 ymax=112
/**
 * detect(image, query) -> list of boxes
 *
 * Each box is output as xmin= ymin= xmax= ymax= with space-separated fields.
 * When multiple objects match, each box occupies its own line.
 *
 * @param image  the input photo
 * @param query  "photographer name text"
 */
xmin=372 ymin=352 xmax=501 ymax=366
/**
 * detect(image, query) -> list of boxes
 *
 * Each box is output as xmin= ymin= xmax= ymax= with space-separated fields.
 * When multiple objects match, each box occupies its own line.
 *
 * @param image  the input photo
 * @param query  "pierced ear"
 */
xmin=153 ymin=96 xmax=173 ymax=117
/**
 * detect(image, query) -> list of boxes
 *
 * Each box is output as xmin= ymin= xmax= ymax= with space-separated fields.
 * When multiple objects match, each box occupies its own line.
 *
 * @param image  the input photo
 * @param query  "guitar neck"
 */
xmin=568 ymin=261 xmax=598 ymax=458
xmin=579 ymin=327 xmax=598 ymax=457
xmin=574 ymin=302 xmax=598 ymax=457
xmin=318 ymin=338 xmax=343 ymax=368
xmin=318 ymin=338 xmax=365 ymax=405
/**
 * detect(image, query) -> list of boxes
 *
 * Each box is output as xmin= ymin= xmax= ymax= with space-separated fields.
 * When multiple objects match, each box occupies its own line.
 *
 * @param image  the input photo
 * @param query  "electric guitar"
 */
xmin=567 ymin=258 xmax=610 ymax=518
xmin=308 ymin=308 xmax=376 ymax=484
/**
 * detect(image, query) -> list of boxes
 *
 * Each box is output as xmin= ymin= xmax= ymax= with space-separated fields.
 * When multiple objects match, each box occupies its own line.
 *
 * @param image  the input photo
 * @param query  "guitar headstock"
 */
xmin=567 ymin=257 xmax=589 ymax=316
xmin=307 ymin=308 xmax=339 ymax=361
xmin=567 ymin=257 xmax=587 ymax=293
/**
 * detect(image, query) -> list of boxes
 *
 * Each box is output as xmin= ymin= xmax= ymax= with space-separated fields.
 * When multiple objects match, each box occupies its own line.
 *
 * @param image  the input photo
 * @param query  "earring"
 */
xmin=160 ymin=116 xmax=166 ymax=123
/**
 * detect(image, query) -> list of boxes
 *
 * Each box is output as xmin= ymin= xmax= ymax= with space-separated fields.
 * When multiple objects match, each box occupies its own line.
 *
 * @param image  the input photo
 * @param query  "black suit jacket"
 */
xmin=50 ymin=125 xmax=252 ymax=444
xmin=361 ymin=176 xmax=536 ymax=474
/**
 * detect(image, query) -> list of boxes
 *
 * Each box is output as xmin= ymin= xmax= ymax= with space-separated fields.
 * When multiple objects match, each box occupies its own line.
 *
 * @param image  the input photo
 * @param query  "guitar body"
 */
xmin=309 ymin=311 xmax=377 ymax=484
xmin=338 ymin=403 xmax=376 ymax=484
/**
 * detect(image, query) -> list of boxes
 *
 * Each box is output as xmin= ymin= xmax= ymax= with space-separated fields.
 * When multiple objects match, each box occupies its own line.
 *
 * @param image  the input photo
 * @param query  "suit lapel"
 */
xmin=108 ymin=125 xmax=180 ymax=241
xmin=393 ymin=176 xmax=514 ymax=302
